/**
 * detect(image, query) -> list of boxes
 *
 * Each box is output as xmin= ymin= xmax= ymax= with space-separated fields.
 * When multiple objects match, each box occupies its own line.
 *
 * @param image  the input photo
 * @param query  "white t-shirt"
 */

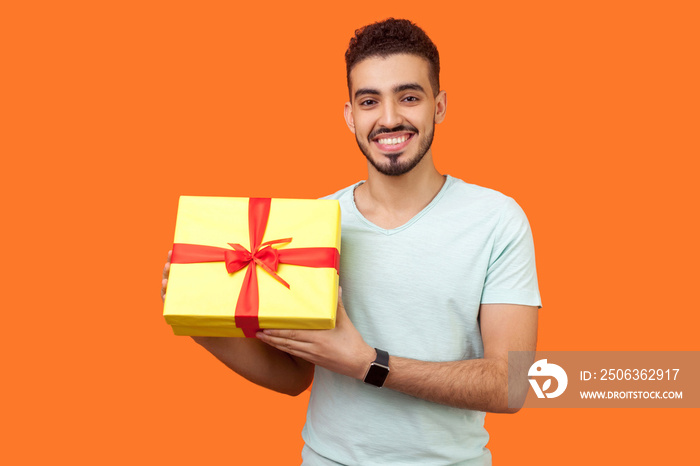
xmin=302 ymin=175 xmax=541 ymax=465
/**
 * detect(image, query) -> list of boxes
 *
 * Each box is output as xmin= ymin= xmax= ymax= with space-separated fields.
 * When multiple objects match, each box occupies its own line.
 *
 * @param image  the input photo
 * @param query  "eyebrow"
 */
xmin=393 ymin=83 xmax=426 ymax=94
xmin=354 ymin=87 xmax=380 ymax=99
xmin=354 ymin=82 xmax=426 ymax=100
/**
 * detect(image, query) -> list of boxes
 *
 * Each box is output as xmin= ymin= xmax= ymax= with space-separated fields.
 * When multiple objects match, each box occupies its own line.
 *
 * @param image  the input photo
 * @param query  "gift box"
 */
xmin=163 ymin=196 xmax=341 ymax=337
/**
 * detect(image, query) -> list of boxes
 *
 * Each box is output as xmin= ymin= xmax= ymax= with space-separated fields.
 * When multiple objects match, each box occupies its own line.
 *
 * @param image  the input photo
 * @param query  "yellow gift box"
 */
xmin=163 ymin=196 xmax=341 ymax=337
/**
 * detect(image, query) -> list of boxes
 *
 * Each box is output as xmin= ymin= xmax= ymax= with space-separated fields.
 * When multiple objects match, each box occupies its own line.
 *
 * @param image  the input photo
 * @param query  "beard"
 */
xmin=355 ymin=122 xmax=435 ymax=177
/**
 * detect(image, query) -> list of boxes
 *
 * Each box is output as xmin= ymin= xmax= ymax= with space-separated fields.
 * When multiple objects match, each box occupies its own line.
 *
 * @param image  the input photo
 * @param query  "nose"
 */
xmin=378 ymin=100 xmax=402 ymax=128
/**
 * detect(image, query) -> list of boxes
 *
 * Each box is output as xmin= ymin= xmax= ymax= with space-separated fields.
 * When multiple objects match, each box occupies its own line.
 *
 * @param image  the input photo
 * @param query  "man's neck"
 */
xmin=354 ymin=153 xmax=446 ymax=230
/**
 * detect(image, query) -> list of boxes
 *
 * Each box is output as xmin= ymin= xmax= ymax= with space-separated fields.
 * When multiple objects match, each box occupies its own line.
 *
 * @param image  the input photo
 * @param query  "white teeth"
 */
xmin=377 ymin=135 xmax=409 ymax=145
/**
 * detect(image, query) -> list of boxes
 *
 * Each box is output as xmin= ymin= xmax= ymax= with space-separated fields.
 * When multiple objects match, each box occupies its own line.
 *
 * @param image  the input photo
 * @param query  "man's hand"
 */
xmin=161 ymin=250 xmax=171 ymax=302
xmin=256 ymin=288 xmax=375 ymax=380
xmin=260 ymin=299 xmax=538 ymax=413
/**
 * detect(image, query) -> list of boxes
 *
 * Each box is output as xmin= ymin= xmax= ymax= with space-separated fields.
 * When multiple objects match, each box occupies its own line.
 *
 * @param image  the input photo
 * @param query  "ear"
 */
xmin=344 ymin=102 xmax=356 ymax=134
xmin=434 ymin=90 xmax=447 ymax=124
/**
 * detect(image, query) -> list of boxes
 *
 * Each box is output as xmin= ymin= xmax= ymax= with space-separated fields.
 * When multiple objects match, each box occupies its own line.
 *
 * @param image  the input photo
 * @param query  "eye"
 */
xmin=403 ymin=96 xmax=419 ymax=102
xmin=359 ymin=99 xmax=377 ymax=106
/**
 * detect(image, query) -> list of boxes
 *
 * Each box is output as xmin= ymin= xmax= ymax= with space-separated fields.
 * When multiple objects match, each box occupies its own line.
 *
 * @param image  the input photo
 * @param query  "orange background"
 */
xmin=2 ymin=1 xmax=698 ymax=464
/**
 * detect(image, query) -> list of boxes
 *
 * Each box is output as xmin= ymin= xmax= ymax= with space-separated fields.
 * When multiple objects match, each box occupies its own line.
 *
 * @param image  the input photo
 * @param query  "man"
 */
xmin=162 ymin=18 xmax=540 ymax=465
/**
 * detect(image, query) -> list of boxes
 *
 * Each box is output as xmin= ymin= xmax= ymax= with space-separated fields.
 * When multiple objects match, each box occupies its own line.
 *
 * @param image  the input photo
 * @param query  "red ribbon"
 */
xmin=171 ymin=198 xmax=340 ymax=337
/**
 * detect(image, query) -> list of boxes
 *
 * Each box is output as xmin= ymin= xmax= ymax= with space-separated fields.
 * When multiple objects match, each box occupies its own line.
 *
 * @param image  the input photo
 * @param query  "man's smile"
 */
xmin=371 ymin=132 xmax=415 ymax=153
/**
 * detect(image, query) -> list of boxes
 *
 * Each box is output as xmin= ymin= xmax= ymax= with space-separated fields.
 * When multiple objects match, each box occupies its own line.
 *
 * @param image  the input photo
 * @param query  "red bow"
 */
xmin=171 ymin=198 xmax=339 ymax=337
xmin=224 ymin=238 xmax=292 ymax=288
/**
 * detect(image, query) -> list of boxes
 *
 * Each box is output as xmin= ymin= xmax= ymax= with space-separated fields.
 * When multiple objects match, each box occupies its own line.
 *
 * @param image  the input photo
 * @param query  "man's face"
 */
xmin=344 ymin=54 xmax=446 ymax=177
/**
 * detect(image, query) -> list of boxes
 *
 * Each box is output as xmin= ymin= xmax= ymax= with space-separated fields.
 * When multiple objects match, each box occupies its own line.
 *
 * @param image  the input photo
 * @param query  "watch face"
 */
xmin=365 ymin=362 xmax=390 ymax=387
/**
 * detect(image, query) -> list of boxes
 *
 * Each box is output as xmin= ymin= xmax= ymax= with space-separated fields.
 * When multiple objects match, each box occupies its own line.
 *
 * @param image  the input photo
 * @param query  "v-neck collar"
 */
xmin=349 ymin=175 xmax=454 ymax=235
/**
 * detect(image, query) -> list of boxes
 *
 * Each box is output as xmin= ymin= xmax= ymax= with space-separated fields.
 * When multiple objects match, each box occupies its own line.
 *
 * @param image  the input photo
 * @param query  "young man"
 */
xmin=162 ymin=18 xmax=540 ymax=465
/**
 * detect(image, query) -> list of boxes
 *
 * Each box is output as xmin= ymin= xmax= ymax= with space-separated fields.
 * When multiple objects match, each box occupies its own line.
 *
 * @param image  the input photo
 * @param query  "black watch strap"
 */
xmin=363 ymin=348 xmax=390 ymax=387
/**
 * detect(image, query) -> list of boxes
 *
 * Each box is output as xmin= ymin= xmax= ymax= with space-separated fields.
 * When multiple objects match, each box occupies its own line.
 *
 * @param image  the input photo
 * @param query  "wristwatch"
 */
xmin=363 ymin=348 xmax=390 ymax=387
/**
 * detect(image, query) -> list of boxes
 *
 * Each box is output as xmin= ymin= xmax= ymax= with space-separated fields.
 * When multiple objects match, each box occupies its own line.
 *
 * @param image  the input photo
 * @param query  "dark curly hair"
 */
xmin=345 ymin=18 xmax=440 ymax=98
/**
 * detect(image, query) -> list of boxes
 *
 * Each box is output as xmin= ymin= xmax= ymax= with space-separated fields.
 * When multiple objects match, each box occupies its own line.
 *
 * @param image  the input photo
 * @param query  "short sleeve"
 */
xmin=480 ymin=197 xmax=542 ymax=307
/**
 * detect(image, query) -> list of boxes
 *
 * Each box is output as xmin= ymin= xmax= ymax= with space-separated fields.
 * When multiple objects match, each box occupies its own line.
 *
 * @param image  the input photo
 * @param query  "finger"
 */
xmin=162 ymin=250 xmax=172 ymax=278
xmin=336 ymin=293 xmax=347 ymax=316
xmin=161 ymin=278 xmax=168 ymax=301
xmin=261 ymin=328 xmax=298 ymax=340
xmin=256 ymin=331 xmax=312 ymax=355
xmin=335 ymin=290 xmax=354 ymax=328
xmin=259 ymin=328 xmax=318 ymax=346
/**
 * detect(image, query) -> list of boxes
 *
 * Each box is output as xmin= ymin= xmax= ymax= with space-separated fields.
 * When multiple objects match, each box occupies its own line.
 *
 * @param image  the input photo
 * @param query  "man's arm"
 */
xmin=257 ymin=299 xmax=537 ymax=412
xmin=381 ymin=303 xmax=537 ymax=412
xmin=189 ymin=337 xmax=315 ymax=396
xmin=161 ymin=251 xmax=314 ymax=396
